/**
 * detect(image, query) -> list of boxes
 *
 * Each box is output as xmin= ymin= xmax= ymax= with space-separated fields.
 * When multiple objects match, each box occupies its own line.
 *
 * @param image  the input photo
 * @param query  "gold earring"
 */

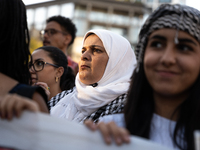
xmin=56 ymin=77 xmax=59 ymax=83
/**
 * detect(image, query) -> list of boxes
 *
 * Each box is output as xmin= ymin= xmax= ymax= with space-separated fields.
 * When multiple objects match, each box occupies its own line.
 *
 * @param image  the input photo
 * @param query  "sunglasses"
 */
xmin=29 ymin=60 xmax=59 ymax=72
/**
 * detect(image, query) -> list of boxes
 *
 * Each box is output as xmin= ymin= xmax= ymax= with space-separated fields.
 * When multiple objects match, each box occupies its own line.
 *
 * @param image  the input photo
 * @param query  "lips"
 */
xmin=156 ymin=70 xmax=179 ymax=77
xmin=81 ymin=65 xmax=90 ymax=69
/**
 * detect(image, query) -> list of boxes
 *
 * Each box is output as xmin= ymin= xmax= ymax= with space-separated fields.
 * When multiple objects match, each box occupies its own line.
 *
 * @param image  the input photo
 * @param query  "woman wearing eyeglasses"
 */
xmin=29 ymin=46 xmax=75 ymax=103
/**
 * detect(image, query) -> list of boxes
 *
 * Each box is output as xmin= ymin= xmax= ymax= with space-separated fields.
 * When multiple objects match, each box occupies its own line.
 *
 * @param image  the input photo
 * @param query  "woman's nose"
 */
xmin=29 ymin=65 xmax=35 ymax=73
xmin=160 ymin=46 xmax=176 ymax=66
xmin=81 ymin=50 xmax=91 ymax=61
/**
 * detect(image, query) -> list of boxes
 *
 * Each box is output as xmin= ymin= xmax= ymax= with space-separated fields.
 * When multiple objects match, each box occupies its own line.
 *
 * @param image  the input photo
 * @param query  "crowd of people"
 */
xmin=0 ymin=0 xmax=200 ymax=150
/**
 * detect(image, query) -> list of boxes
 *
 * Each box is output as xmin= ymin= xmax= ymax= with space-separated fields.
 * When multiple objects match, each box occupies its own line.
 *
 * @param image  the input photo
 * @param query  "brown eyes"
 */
xmin=149 ymin=41 xmax=193 ymax=52
xmin=81 ymin=48 xmax=102 ymax=54
xmin=149 ymin=41 xmax=163 ymax=48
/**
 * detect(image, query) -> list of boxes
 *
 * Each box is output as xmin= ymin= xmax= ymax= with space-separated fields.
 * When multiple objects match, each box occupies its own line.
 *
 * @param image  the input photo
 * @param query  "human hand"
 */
xmin=84 ymin=119 xmax=130 ymax=145
xmin=34 ymin=82 xmax=50 ymax=100
xmin=0 ymin=94 xmax=39 ymax=120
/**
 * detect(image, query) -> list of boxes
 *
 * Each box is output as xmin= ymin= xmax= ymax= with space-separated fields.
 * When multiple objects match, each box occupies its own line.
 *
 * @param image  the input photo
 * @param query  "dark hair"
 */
xmin=124 ymin=63 xmax=200 ymax=150
xmin=0 ymin=0 xmax=30 ymax=84
xmin=46 ymin=15 xmax=77 ymax=46
xmin=124 ymin=64 xmax=154 ymax=139
xmin=35 ymin=46 xmax=75 ymax=91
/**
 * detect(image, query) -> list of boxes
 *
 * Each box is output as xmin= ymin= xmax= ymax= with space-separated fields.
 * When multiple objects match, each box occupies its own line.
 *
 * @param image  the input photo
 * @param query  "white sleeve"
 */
xmin=98 ymin=113 xmax=125 ymax=127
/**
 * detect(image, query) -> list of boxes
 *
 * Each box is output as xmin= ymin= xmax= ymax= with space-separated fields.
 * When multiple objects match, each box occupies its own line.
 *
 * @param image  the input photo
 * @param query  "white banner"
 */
xmin=0 ymin=111 xmax=173 ymax=150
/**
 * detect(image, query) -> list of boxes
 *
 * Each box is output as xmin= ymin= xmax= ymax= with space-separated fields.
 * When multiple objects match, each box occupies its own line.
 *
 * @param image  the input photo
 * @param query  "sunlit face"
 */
xmin=43 ymin=21 xmax=67 ymax=51
xmin=29 ymin=49 xmax=58 ymax=86
xmin=79 ymin=34 xmax=109 ymax=85
xmin=144 ymin=28 xmax=200 ymax=98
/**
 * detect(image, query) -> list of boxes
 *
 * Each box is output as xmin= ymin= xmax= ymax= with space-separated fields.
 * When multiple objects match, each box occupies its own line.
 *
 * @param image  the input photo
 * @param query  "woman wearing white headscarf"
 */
xmin=49 ymin=29 xmax=136 ymax=123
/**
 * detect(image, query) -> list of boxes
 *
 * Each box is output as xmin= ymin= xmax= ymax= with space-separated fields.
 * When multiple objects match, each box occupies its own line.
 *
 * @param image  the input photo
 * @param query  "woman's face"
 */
xmin=29 ymin=49 xmax=58 ymax=86
xmin=79 ymin=34 xmax=109 ymax=85
xmin=144 ymin=28 xmax=200 ymax=98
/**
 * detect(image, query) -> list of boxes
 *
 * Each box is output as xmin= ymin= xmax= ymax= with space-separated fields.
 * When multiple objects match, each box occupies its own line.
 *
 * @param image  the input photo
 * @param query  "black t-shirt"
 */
xmin=9 ymin=83 xmax=48 ymax=107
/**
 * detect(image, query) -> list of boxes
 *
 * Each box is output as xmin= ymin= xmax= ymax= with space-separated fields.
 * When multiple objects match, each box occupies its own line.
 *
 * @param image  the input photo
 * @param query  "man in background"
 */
xmin=41 ymin=15 xmax=78 ymax=75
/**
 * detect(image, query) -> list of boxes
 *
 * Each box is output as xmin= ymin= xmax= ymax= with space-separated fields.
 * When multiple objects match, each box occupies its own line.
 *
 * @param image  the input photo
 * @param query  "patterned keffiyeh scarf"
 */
xmin=135 ymin=4 xmax=200 ymax=70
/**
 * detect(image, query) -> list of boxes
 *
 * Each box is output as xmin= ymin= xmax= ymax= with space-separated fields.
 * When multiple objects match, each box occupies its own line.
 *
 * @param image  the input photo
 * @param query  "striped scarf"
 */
xmin=135 ymin=4 xmax=200 ymax=68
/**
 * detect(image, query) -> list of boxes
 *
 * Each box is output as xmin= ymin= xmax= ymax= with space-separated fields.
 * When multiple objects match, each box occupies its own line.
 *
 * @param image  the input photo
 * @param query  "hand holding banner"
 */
xmin=0 ymin=111 xmax=173 ymax=150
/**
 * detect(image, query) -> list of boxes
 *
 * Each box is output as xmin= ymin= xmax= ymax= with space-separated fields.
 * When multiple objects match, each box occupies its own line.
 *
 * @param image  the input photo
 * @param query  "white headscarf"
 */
xmin=51 ymin=29 xmax=137 ymax=122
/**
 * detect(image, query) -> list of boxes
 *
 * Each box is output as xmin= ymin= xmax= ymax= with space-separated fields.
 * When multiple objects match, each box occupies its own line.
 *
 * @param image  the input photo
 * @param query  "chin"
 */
xmin=79 ymin=77 xmax=96 ymax=85
xmin=154 ymin=88 xmax=180 ymax=97
xmin=79 ymin=72 xmax=99 ymax=85
xmin=79 ymin=79 xmax=91 ymax=85
xmin=43 ymin=42 xmax=51 ymax=46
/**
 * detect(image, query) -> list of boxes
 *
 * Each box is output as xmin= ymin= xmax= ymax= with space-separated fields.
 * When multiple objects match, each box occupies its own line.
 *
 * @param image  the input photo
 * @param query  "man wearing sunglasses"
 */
xmin=41 ymin=15 xmax=78 ymax=75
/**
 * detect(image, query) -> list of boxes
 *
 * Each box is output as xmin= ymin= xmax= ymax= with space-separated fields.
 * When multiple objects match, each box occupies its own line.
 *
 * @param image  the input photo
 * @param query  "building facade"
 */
xmin=129 ymin=0 xmax=186 ymax=10
xmin=26 ymin=0 xmax=151 ymax=61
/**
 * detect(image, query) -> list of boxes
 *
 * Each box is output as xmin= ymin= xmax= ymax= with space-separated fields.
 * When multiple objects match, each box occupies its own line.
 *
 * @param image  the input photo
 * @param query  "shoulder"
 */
xmin=9 ymin=83 xmax=36 ymax=98
xmin=48 ymin=87 xmax=75 ymax=110
xmin=9 ymin=83 xmax=48 ymax=102
xmin=84 ymin=93 xmax=127 ymax=123
xmin=9 ymin=83 xmax=49 ymax=113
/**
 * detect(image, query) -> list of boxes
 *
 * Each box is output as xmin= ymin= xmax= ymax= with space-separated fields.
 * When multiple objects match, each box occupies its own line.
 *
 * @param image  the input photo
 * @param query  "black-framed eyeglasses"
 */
xmin=29 ymin=60 xmax=59 ymax=72
xmin=40 ymin=29 xmax=68 ymax=37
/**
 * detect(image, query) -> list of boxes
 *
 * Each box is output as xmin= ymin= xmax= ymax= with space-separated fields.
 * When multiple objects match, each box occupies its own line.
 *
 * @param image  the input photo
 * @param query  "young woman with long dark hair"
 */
xmin=86 ymin=4 xmax=200 ymax=150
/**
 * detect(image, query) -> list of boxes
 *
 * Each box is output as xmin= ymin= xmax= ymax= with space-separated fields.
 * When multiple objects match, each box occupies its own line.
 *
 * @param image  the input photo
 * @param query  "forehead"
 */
xmin=149 ymin=28 xmax=198 ymax=42
xmin=45 ymin=21 xmax=62 ymax=30
xmin=83 ymin=34 xmax=104 ymax=46
xmin=32 ymin=49 xmax=50 ymax=61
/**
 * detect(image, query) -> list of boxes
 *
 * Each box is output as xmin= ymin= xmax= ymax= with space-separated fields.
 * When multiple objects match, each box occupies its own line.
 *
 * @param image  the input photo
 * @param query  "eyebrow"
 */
xmin=149 ymin=35 xmax=167 ymax=41
xmin=33 ymin=58 xmax=44 ymax=62
xmin=149 ymin=35 xmax=197 ymax=46
xmin=45 ymin=28 xmax=56 ymax=30
xmin=82 ymin=45 xmax=104 ymax=49
xmin=178 ymin=39 xmax=197 ymax=46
